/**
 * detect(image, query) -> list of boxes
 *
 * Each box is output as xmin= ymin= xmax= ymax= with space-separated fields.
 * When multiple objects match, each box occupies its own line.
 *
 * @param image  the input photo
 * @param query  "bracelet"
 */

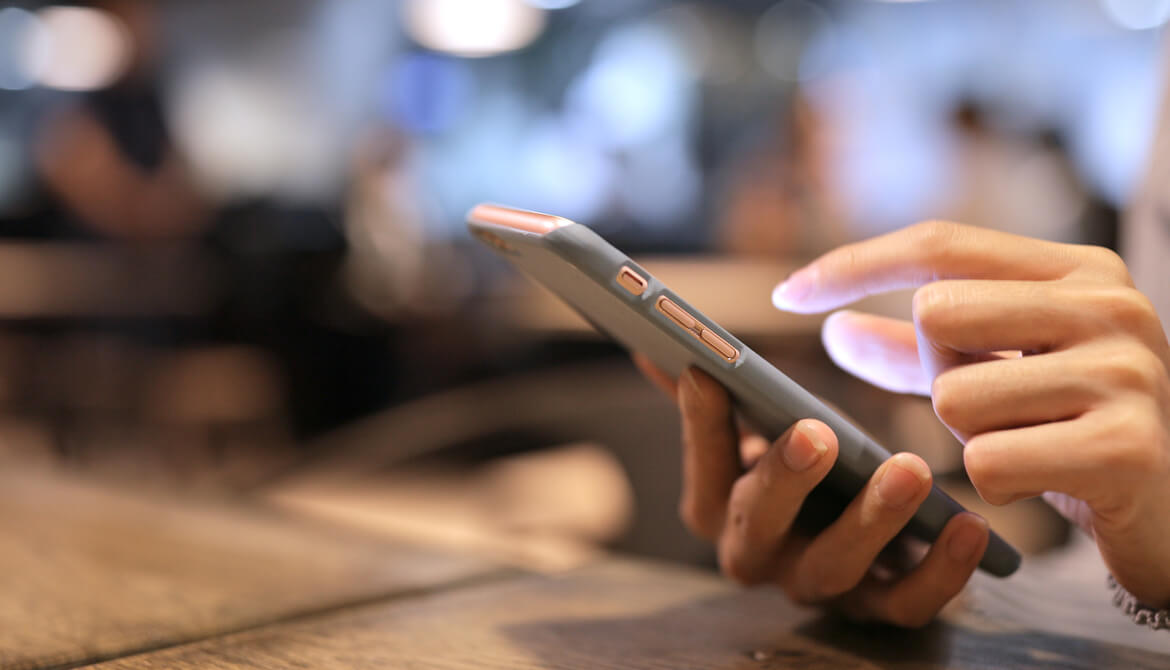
xmin=1108 ymin=575 xmax=1170 ymax=630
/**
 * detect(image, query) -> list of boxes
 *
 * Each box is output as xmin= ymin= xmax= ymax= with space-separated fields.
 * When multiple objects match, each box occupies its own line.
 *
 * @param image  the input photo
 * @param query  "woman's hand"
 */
xmin=772 ymin=221 xmax=1170 ymax=607
xmin=634 ymin=355 xmax=991 ymax=627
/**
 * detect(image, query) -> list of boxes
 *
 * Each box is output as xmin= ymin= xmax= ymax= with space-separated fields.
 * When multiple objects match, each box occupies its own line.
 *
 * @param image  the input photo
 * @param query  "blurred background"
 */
xmin=0 ymin=0 xmax=1165 ymax=570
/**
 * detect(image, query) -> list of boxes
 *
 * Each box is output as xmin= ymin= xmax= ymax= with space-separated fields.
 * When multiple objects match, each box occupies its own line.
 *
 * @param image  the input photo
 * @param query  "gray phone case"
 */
xmin=469 ymin=206 xmax=1020 ymax=577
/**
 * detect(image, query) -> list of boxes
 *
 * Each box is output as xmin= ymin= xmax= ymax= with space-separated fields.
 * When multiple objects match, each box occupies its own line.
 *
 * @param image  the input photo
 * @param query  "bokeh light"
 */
xmin=24 ymin=6 xmax=131 ymax=91
xmin=1100 ymin=0 xmax=1170 ymax=30
xmin=567 ymin=18 xmax=694 ymax=149
xmin=1069 ymin=50 xmax=1164 ymax=204
xmin=515 ymin=117 xmax=614 ymax=222
xmin=403 ymin=0 xmax=547 ymax=58
xmin=171 ymin=63 xmax=334 ymax=202
xmin=384 ymin=52 xmax=473 ymax=135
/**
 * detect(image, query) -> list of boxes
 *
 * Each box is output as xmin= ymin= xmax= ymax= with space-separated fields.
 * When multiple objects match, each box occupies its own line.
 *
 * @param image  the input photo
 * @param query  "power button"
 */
xmin=617 ymin=266 xmax=647 ymax=295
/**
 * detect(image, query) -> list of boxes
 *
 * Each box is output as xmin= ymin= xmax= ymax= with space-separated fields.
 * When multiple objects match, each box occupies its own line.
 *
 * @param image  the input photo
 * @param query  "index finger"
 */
xmin=771 ymin=221 xmax=1087 ymax=314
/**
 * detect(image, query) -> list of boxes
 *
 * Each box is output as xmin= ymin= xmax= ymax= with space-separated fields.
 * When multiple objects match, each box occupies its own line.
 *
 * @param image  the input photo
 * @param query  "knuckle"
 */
xmin=834 ymin=244 xmax=863 ymax=282
xmin=910 ymin=220 xmax=964 ymax=258
xmin=717 ymin=544 xmax=765 ymax=587
xmin=912 ymin=282 xmax=956 ymax=336
xmin=1091 ymin=286 xmax=1159 ymax=331
xmin=1103 ymin=407 xmax=1166 ymax=475
xmin=1105 ymin=443 xmax=1159 ymax=479
xmin=963 ymin=438 xmax=1012 ymax=506
xmin=726 ymin=484 xmax=772 ymax=548
xmin=716 ymin=521 xmax=772 ymax=584
xmin=1098 ymin=345 xmax=1165 ymax=394
xmin=1080 ymin=245 xmax=1132 ymax=284
xmin=931 ymin=370 xmax=966 ymax=429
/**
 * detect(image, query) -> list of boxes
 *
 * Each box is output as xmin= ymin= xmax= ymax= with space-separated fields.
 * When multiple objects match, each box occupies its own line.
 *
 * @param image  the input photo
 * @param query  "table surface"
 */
xmin=6 ymin=470 xmax=1170 ymax=670
xmin=0 ymin=471 xmax=501 ymax=670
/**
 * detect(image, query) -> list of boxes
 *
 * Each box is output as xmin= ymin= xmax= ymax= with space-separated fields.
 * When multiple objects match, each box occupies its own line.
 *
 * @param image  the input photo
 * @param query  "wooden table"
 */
xmin=0 ymin=471 xmax=501 ymax=670
xmin=6 ymin=471 xmax=1170 ymax=669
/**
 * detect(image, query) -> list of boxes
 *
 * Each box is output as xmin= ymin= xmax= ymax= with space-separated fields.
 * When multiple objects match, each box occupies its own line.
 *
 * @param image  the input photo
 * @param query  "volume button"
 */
xmin=656 ymin=297 xmax=696 ymax=329
xmin=656 ymin=296 xmax=738 ymax=363
xmin=700 ymin=328 xmax=739 ymax=362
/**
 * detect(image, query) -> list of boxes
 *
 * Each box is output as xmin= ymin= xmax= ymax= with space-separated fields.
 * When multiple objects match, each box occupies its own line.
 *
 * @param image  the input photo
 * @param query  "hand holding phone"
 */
xmin=467 ymin=204 xmax=1020 ymax=623
xmin=635 ymin=355 xmax=993 ymax=627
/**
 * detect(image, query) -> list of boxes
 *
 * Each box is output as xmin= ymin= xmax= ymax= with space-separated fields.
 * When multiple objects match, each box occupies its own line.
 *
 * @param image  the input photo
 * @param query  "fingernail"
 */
xmin=783 ymin=424 xmax=828 ymax=472
xmin=875 ymin=456 xmax=929 ymax=509
xmin=771 ymin=269 xmax=813 ymax=310
xmin=947 ymin=516 xmax=988 ymax=562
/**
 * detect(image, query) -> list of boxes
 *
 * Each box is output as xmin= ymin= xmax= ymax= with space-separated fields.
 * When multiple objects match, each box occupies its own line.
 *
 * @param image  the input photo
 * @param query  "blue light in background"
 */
xmin=616 ymin=140 xmax=701 ymax=226
xmin=0 ymin=8 xmax=38 ymax=91
xmin=824 ymin=93 xmax=957 ymax=233
xmin=798 ymin=0 xmax=1167 ymax=232
xmin=1069 ymin=43 xmax=1164 ymax=204
xmin=414 ymin=91 xmax=615 ymax=232
xmin=384 ymin=52 xmax=473 ymax=135
xmin=566 ymin=18 xmax=695 ymax=149
xmin=801 ymin=6 xmax=960 ymax=233
xmin=515 ymin=116 xmax=614 ymax=222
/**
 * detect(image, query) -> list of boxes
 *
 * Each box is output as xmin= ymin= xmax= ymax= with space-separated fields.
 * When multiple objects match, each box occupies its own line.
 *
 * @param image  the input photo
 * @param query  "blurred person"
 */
xmin=635 ymin=80 xmax=1170 ymax=632
xmin=718 ymin=95 xmax=849 ymax=258
xmin=340 ymin=126 xmax=470 ymax=320
xmin=342 ymin=127 xmax=427 ymax=319
xmin=27 ymin=1 xmax=395 ymax=443
xmin=34 ymin=0 xmax=208 ymax=240
xmin=940 ymin=102 xmax=1090 ymax=245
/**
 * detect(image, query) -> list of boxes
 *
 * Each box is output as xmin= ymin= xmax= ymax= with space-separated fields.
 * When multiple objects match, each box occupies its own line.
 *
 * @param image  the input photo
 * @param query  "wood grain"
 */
xmin=0 ymin=471 xmax=500 ymax=670
xmin=90 ymin=558 xmax=1170 ymax=670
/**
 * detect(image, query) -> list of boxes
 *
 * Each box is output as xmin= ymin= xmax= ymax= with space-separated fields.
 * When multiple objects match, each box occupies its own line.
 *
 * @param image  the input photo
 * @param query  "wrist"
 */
xmin=1108 ymin=575 xmax=1170 ymax=630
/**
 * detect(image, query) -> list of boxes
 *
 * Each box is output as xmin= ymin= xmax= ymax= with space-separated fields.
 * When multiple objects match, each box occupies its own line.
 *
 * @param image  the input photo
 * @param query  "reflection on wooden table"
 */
xmin=4 ymin=467 xmax=1168 ymax=670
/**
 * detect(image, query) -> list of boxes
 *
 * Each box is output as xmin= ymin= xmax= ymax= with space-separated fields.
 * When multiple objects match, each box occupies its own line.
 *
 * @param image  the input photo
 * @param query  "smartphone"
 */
xmin=467 ymin=203 xmax=1020 ymax=577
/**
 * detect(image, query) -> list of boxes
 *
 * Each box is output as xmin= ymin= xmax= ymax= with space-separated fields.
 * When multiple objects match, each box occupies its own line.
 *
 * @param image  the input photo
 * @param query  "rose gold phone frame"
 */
xmin=467 ymin=204 xmax=572 ymax=235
